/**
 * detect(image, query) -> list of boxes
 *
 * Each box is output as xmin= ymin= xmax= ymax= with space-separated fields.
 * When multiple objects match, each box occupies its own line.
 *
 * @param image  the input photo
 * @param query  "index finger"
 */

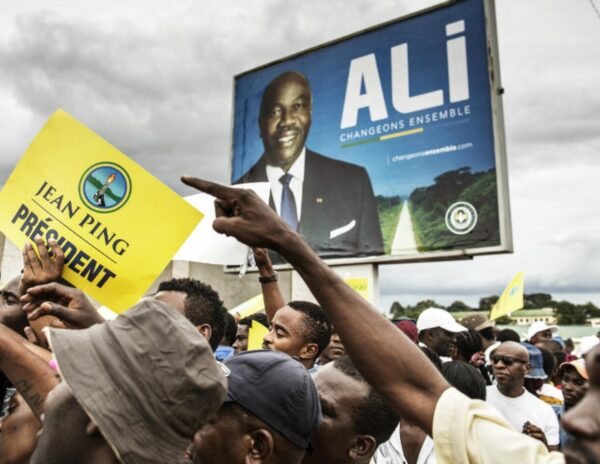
xmin=34 ymin=236 xmax=51 ymax=266
xmin=181 ymin=176 xmax=237 ymax=201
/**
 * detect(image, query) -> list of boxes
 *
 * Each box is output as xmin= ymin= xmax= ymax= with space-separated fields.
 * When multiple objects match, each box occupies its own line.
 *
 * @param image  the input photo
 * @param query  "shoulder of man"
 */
xmin=306 ymin=149 xmax=368 ymax=176
xmin=234 ymin=156 xmax=268 ymax=184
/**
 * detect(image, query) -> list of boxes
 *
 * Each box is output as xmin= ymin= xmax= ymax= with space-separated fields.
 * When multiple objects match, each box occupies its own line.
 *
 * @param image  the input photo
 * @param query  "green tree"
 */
xmin=479 ymin=295 xmax=499 ymax=312
xmin=523 ymin=293 xmax=554 ymax=309
xmin=412 ymin=300 xmax=445 ymax=312
xmin=447 ymin=300 xmax=471 ymax=312
xmin=389 ymin=301 xmax=405 ymax=319
xmin=580 ymin=302 xmax=600 ymax=318
xmin=556 ymin=301 xmax=586 ymax=325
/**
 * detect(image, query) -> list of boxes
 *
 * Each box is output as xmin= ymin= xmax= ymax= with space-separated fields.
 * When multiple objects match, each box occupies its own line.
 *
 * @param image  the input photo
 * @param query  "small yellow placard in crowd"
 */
xmin=0 ymin=110 xmax=203 ymax=312
xmin=247 ymin=320 xmax=270 ymax=351
xmin=345 ymin=277 xmax=369 ymax=300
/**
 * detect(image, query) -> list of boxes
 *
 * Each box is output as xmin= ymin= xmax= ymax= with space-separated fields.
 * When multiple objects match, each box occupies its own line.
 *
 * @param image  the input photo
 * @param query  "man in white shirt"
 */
xmin=487 ymin=341 xmax=560 ymax=450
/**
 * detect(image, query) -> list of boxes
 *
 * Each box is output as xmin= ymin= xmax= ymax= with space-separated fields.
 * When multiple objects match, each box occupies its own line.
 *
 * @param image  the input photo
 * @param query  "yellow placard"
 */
xmin=490 ymin=272 xmax=525 ymax=320
xmin=0 ymin=110 xmax=203 ymax=312
xmin=247 ymin=320 xmax=269 ymax=351
xmin=228 ymin=294 xmax=265 ymax=319
xmin=345 ymin=277 xmax=369 ymax=300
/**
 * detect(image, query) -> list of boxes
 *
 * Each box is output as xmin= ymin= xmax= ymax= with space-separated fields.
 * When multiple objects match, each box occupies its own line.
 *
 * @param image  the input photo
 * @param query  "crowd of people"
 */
xmin=1 ymin=177 xmax=599 ymax=463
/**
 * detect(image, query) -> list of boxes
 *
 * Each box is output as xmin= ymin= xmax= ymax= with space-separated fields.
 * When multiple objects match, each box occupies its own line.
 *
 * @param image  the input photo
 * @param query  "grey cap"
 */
xmin=48 ymin=298 xmax=227 ymax=464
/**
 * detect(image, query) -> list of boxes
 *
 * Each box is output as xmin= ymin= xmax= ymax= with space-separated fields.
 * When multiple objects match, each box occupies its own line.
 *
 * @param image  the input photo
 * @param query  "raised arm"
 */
xmin=253 ymin=247 xmax=286 ymax=322
xmin=0 ymin=324 xmax=58 ymax=419
xmin=182 ymin=177 xmax=449 ymax=434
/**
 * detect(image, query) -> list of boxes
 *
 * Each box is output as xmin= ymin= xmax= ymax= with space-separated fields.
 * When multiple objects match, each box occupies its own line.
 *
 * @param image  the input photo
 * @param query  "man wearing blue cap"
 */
xmin=189 ymin=350 xmax=322 ymax=464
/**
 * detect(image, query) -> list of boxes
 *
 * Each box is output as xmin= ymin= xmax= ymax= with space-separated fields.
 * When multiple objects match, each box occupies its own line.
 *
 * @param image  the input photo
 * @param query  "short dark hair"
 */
xmin=333 ymin=356 xmax=399 ymax=445
xmin=497 ymin=328 xmax=521 ymax=343
xmin=479 ymin=327 xmax=496 ymax=342
xmin=222 ymin=312 xmax=237 ymax=346
xmin=157 ymin=278 xmax=226 ymax=351
xmin=288 ymin=301 xmax=332 ymax=358
xmin=239 ymin=312 xmax=269 ymax=328
xmin=441 ymin=361 xmax=486 ymax=400
xmin=453 ymin=329 xmax=483 ymax=361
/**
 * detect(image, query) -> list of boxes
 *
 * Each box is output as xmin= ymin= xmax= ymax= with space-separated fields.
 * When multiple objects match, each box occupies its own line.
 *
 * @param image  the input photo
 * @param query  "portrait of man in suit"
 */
xmin=235 ymin=71 xmax=384 ymax=258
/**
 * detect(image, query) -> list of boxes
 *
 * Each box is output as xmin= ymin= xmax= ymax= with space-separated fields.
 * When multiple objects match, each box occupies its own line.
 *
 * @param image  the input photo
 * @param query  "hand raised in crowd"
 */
xmin=18 ymin=237 xmax=64 ymax=294
xmin=522 ymin=421 xmax=548 ymax=447
xmin=253 ymin=247 xmax=274 ymax=275
xmin=20 ymin=283 xmax=104 ymax=330
xmin=182 ymin=177 xmax=290 ymax=251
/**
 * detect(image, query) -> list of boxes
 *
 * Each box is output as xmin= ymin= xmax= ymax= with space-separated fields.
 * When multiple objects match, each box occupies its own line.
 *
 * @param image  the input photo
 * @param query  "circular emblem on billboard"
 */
xmin=445 ymin=201 xmax=477 ymax=235
xmin=79 ymin=162 xmax=132 ymax=213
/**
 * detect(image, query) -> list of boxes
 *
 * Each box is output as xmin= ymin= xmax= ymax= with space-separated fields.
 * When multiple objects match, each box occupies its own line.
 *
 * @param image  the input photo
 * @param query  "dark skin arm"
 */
xmin=252 ymin=247 xmax=286 ymax=323
xmin=0 ymin=324 xmax=58 ymax=420
xmin=522 ymin=421 xmax=558 ymax=451
xmin=181 ymin=177 xmax=449 ymax=435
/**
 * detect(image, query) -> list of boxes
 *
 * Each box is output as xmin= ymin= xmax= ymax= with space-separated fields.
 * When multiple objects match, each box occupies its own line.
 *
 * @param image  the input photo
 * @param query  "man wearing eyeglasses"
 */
xmin=486 ymin=341 xmax=560 ymax=451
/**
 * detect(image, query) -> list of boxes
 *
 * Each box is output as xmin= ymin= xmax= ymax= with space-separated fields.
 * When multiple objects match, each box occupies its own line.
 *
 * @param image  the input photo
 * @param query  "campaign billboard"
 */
xmin=230 ymin=0 xmax=512 ymax=265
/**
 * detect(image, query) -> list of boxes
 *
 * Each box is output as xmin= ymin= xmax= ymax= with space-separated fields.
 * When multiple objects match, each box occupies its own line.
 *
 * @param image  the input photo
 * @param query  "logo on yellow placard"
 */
xmin=79 ymin=162 xmax=132 ymax=213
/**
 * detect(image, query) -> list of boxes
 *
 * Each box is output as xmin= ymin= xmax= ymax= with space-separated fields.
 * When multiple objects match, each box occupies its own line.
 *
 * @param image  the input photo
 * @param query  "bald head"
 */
xmin=491 ymin=342 xmax=530 ymax=394
xmin=495 ymin=341 xmax=529 ymax=360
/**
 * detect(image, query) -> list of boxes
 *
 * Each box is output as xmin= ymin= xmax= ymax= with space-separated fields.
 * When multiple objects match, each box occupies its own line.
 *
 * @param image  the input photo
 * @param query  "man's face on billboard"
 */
xmin=259 ymin=72 xmax=312 ymax=171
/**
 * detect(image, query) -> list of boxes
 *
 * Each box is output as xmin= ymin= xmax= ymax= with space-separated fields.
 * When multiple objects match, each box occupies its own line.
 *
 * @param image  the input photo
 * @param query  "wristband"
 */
xmin=259 ymin=272 xmax=278 ymax=284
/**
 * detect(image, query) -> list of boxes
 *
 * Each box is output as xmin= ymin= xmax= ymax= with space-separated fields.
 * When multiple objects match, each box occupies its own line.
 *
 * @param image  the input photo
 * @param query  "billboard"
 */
xmin=231 ymin=0 xmax=511 ymax=265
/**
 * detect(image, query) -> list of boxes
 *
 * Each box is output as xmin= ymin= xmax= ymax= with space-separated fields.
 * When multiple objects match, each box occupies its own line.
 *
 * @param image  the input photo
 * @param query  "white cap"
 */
xmin=573 ymin=335 xmax=600 ymax=358
xmin=527 ymin=321 xmax=558 ymax=341
xmin=416 ymin=307 xmax=467 ymax=333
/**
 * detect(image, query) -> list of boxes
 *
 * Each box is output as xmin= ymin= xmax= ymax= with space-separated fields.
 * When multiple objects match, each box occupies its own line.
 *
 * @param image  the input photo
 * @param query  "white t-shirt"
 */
xmin=373 ymin=424 xmax=436 ymax=464
xmin=486 ymin=386 xmax=560 ymax=446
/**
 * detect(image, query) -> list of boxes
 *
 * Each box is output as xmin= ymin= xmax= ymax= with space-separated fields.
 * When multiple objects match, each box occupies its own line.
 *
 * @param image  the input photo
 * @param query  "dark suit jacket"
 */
xmin=235 ymin=150 xmax=384 ymax=258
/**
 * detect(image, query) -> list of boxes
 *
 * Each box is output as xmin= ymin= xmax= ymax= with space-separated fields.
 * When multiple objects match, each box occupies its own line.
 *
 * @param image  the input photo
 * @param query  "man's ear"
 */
xmin=196 ymin=324 xmax=212 ymax=344
xmin=523 ymin=362 xmax=531 ymax=376
xmin=348 ymin=435 xmax=376 ymax=459
xmin=299 ymin=343 xmax=319 ymax=361
xmin=248 ymin=428 xmax=274 ymax=462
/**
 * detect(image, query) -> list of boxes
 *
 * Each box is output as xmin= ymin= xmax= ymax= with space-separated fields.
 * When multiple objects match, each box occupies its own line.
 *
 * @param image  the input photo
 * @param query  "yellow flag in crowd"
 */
xmin=490 ymin=272 xmax=525 ymax=320
xmin=247 ymin=320 xmax=269 ymax=351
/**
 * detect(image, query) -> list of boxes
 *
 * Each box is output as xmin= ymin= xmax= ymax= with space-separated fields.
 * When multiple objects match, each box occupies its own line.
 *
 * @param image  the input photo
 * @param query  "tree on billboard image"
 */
xmin=409 ymin=167 xmax=500 ymax=251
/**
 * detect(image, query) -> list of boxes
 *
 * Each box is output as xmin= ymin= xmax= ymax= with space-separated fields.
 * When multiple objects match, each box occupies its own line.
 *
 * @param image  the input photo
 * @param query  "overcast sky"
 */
xmin=1 ymin=0 xmax=599 ymax=311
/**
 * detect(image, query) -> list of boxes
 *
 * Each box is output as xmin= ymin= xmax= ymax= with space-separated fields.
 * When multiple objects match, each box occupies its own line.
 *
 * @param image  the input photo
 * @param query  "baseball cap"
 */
xmin=461 ymin=313 xmax=495 ymax=331
xmin=559 ymin=358 xmax=589 ymax=380
xmin=394 ymin=320 xmax=418 ymax=343
xmin=522 ymin=342 xmax=547 ymax=379
xmin=222 ymin=350 xmax=322 ymax=449
xmin=527 ymin=321 xmax=558 ymax=341
xmin=48 ymin=299 xmax=227 ymax=464
xmin=416 ymin=307 xmax=467 ymax=333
